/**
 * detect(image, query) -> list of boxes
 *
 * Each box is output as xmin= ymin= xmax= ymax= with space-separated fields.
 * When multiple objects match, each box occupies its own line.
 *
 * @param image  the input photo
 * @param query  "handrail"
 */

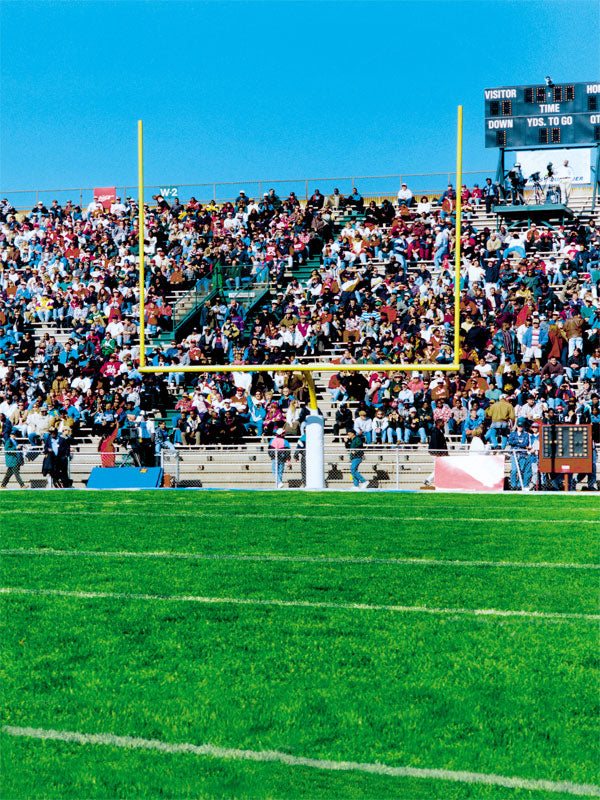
xmin=2 ymin=169 xmax=499 ymax=208
xmin=1 ymin=170 xmax=491 ymax=197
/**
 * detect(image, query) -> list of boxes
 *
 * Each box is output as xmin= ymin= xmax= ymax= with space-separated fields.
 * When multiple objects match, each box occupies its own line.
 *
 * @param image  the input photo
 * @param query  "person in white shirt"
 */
xmin=371 ymin=408 xmax=389 ymax=444
xmin=397 ymin=385 xmax=415 ymax=406
xmin=86 ymin=198 xmax=104 ymax=218
xmin=110 ymin=197 xmax=127 ymax=216
xmin=467 ymin=259 xmax=485 ymax=286
xmin=397 ymin=183 xmax=413 ymax=207
xmin=106 ymin=319 xmax=124 ymax=345
xmin=353 ymin=410 xmax=373 ymax=443
xmin=416 ymin=196 xmax=432 ymax=215
xmin=71 ymin=374 xmax=93 ymax=393
xmin=557 ymin=160 xmax=574 ymax=205
xmin=223 ymin=212 xmax=240 ymax=232
xmin=153 ymin=249 xmax=169 ymax=269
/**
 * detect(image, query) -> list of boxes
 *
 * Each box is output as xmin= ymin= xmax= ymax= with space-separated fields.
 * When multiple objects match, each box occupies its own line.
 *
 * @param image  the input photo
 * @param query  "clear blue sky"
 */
xmin=1 ymin=0 xmax=599 ymax=197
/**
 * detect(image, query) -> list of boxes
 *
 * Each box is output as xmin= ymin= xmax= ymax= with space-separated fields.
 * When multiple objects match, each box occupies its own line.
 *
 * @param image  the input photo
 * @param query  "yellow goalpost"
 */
xmin=137 ymin=108 xmax=464 ymax=413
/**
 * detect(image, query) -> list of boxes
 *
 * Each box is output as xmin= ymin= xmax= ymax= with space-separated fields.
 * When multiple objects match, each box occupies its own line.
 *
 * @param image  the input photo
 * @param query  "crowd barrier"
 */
xmin=3 ymin=443 xmax=597 ymax=492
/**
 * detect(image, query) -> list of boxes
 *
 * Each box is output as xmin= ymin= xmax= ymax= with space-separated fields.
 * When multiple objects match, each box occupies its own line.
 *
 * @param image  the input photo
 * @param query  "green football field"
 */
xmin=1 ymin=491 xmax=599 ymax=800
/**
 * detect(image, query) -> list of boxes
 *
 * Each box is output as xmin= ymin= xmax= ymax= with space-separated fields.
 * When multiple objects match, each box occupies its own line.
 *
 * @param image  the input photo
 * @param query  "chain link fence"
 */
xmin=2 ymin=442 xmax=597 ymax=491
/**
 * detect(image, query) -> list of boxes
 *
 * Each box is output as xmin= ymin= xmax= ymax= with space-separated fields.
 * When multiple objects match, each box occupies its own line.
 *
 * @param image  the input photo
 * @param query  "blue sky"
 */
xmin=1 ymin=0 xmax=599 ymax=201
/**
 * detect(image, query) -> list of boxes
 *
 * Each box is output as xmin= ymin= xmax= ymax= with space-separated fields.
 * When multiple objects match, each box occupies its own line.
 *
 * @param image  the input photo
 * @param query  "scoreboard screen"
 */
xmin=484 ymin=81 xmax=600 ymax=148
xmin=538 ymin=424 xmax=593 ymax=474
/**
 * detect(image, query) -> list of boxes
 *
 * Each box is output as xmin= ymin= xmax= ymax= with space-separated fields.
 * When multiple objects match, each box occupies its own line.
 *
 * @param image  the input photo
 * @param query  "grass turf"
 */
xmin=1 ymin=491 xmax=599 ymax=799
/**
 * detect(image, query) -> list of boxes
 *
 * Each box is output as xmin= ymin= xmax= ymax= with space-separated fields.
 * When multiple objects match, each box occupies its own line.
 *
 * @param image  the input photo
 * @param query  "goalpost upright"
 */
xmin=136 ymin=108 xmax=464 ymax=488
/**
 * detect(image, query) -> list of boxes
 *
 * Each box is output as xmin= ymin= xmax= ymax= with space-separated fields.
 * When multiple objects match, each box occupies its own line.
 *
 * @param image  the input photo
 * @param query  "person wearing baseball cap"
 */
xmin=507 ymin=417 xmax=532 ymax=489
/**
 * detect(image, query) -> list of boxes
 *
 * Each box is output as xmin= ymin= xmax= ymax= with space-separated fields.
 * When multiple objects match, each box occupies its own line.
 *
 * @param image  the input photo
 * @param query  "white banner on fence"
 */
xmin=434 ymin=455 xmax=505 ymax=492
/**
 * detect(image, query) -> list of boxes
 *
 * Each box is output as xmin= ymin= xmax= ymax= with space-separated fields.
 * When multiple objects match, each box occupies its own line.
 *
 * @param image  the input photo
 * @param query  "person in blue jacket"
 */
xmin=1 ymin=432 xmax=24 ymax=488
xmin=522 ymin=319 xmax=549 ymax=368
xmin=506 ymin=418 xmax=532 ymax=489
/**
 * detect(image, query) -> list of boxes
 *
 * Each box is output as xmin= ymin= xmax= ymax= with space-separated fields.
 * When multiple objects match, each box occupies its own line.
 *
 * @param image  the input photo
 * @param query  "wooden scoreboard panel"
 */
xmin=539 ymin=424 xmax=593 ymax=473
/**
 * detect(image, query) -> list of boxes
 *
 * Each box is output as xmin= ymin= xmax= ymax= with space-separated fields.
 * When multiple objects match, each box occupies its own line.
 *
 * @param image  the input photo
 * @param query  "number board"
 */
xmin=538 ymin=424 xmax=593 ymax=473
xmin=484 ymin=81 xmax=600 ymax=148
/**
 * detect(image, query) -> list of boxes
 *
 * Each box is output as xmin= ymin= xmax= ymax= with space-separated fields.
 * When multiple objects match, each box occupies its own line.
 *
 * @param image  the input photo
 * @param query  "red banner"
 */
xmin=93 ymin=187 xmax=116 ymax=209
xmin=434 ymin=455 xmax=505 ymax=491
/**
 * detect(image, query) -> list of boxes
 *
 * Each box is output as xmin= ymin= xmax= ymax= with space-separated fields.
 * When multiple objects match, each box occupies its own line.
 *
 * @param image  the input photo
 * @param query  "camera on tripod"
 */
xmin=115 ymin=426 xmax=136 ymax=446
xmin=508 ymin=168 xmax=523 ymax=187
xmin=115 ymin=426 xmax=143 ymax=466
xmin=529 ymin=171 xmax=541 ymax=183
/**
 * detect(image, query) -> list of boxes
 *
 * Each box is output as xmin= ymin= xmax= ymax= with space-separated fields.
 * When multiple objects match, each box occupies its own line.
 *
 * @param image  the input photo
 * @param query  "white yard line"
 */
xmin=2 ymin=547 xmax=598 ymax=571
xmin=1 ymin=586 xmax=597 ymax=622
xmin=2 ymin=725 xmax=599 ymax=797
xmin=0 ymin=509 xmax=598 ymax=524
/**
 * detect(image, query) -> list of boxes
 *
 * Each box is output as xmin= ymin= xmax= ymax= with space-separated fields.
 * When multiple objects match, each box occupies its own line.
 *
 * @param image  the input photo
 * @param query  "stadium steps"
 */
xmin=164 ymin=447 xmax=435 ymax=490
xmin=334 ymin=211 xmax=367 ymax=232
xmin=291 ymin=255 xmax=321 ymax=283
xmin=44 ymin=440 xmax=439 ymax=491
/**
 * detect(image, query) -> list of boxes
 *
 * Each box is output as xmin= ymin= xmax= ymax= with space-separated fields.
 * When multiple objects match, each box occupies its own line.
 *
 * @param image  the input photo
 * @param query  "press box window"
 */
xmin=495 ymin=130 xmax=507 ymax=147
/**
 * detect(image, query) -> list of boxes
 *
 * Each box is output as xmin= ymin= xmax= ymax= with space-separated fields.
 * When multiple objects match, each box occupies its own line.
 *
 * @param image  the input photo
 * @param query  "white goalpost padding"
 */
xmin=305 ymin=414 xmax=325 ymax=490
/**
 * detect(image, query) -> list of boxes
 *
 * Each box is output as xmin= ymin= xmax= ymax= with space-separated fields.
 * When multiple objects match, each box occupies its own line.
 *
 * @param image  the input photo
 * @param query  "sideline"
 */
xmin=0 ymin=510 xmax=598 ymax=525
xmin=0 ymin=487 xmax=599 ymax=496
xmin=2 ymin=725 xmax=599 ymax=797
xmin=1 ymin=586 xmax=598 ymax=622
xmin=2 ymin=548 xmax=598 ymax=571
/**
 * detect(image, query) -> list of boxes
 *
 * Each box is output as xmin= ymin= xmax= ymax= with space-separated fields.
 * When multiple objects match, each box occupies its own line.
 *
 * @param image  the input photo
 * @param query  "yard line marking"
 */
xmin=1 ymin=587 xmax=598 ymax=622
xmin=2 ymin=548 xmax=599 ymax=571
xmin=2 ymin=726 xmax=599 ymax=797
xmin=0 ymin=510 xmax=598 ymax=525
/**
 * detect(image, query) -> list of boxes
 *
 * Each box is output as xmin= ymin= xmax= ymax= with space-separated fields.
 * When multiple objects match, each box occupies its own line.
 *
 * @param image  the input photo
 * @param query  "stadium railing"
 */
xmin=7 ymin=442 xmax=597 ymax=492
xmin=1 ymin=170 xmax=500 ymax=210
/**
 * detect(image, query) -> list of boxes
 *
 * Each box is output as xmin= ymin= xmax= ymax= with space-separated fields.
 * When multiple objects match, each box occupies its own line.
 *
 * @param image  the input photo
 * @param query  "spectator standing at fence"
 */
xmin=155 ymin=420 xmax=178 ymax=463
xmin=345 ymin=431 xmax=368 ymax=489
xmin=506 ymin=417 xmax=532 ymax=490
xmin=135 ymin=411 xmax=155 ymax=466
xmin=268 ymin=427 xmax=290 ymax=488
xmin=42 ymin=428 xmax=71 ymax=488
xmin=428 ymin=418 xmax=448 ymax=455
xmin=422 ymin=419 xmax=449 ymax=487
xmin=1 ymin=432 xmax=24 ymax=488
xmin=98 ymin=422 xmax=119 ymax=467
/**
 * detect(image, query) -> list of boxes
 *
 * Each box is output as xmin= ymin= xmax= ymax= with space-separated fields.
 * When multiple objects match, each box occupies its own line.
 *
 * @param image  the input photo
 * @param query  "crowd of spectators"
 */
xmin=0 ymin=178 xmax=599 ymax=488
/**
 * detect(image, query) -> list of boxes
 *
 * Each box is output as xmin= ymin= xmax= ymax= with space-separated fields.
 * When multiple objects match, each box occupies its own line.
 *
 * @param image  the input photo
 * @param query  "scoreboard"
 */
xmin=538 ymin=424 xmax=593 ymax=474
xmin=484 ymin=81 xmax=600 ymax=148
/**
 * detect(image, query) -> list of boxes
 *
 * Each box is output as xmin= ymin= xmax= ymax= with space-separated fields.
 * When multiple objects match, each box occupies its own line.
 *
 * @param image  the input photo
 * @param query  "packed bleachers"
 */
xmin=0 ymin=179 xmax=599 ymax=490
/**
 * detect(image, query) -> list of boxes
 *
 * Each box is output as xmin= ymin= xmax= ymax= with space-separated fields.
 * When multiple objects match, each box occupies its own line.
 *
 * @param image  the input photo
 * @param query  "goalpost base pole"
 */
xmin=305 ymin=415 xmax=325 ymax=490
